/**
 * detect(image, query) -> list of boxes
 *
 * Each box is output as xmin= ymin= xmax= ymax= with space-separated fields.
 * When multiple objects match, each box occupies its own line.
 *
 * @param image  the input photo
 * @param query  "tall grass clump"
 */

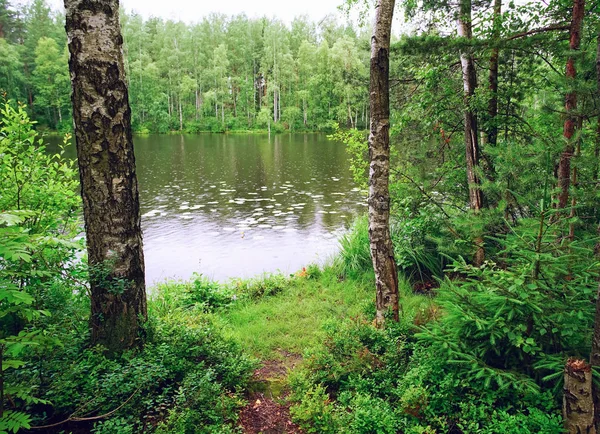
xmin=338 ymin=210 xmax=448 ymax=282
xmin=337 ymin=215 xmax=372 ymax=278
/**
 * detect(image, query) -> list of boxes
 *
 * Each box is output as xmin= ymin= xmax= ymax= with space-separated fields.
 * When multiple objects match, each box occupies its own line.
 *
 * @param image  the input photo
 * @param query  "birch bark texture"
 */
xmin=368 ymin=0 xmax=399 ymax=326
xmin=64 ymin=0 xmax=147 ymax=353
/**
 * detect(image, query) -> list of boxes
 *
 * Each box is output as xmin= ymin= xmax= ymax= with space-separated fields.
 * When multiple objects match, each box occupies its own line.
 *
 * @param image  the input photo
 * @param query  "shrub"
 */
xmin=33 ymin=308 xmax=255 ymax=432
xmin=0 ymin=102 xmax=82 ymax=433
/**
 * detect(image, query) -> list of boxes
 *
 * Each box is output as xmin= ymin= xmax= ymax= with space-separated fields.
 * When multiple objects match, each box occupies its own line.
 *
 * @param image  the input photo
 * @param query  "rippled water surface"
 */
xmin=50 ymin=133 xmax=366 ymax=283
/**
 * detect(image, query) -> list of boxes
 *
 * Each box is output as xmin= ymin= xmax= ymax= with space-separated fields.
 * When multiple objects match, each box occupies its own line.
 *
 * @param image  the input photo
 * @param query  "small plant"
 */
xmin=187 ymin=274 xmax=236 ymax=311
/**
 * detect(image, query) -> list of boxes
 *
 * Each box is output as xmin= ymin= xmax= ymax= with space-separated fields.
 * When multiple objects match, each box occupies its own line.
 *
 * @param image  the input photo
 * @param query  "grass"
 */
xmin=148 ymin=260 xmax=435 ymax=362
xmin=217 ymin=268 xmax=432 ymax=360
xmin=213 ymin=269 xmax=373 ymax=359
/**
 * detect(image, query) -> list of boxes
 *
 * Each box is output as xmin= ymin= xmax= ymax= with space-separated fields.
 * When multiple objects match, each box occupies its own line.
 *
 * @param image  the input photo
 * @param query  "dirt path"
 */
xmin=239 ymin=353 xmax=304 ymax=434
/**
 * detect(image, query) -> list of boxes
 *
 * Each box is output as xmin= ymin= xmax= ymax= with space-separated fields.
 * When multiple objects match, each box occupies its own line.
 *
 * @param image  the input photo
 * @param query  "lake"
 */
xmin=48 ymin=133 xmax=366 ymax=283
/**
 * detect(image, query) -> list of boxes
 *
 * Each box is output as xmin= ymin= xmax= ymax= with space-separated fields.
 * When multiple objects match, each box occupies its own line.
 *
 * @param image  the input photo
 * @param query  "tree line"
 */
xmin=0 ymin=0 xmax=371 ymax=133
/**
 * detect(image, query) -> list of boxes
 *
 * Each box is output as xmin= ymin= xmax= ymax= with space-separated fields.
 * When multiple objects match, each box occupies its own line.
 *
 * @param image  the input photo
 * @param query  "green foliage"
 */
xmin=419 ymin=218 xmax=597 ymax=392
xmin=187 ymin=274 xmax=237 ymax=311
xmin=290 ymin=308 xmax=565 ymax=433
xmin=233 ymin=273 xmax=289 ymax=299
xmin=337 ymin=215 xmax=372 ymax=277
xmin=328 ymin=127 xmax=368 ymax=187
xmin=2 ymin=3 xmax=371 ymax=133
xmin=338 ymin=208 xmax=449 ymax=281
xmin=28 ymin=306 xmax=255 ymax=433
xmin=0 ymin=410 xmax=31 ymax=434
xmin=0 ymin=102 xmax=81 ymax=433
xmin=291 ymin=208 xmax=596 ymax=432
xmin=290 ymin=384 xmax=339 ymax=433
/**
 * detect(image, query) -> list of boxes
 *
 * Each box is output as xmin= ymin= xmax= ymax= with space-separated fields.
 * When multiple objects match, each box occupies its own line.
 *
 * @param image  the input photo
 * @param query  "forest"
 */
xmin=1 ymin=0 xmax=600 ymax=432
xmin=0 ymin=0 xmax=369 ymax=133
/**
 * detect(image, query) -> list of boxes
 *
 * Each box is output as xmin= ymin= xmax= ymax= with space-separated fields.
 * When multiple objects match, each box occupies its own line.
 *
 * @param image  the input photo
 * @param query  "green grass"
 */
xmin=148 ymin=264 xmax=435 ymax=361
xmin=215 ymin=270 xmax=371 ymax=359
xmin=214 ymin=269 xmax=432 ymax=360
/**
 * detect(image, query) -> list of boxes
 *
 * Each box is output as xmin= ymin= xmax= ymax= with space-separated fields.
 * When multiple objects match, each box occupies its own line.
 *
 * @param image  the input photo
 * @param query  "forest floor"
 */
xmin=238 ymin=355 xmax=304 ymax=433
xmin=209 ymin=268 xmax=375 ymax=433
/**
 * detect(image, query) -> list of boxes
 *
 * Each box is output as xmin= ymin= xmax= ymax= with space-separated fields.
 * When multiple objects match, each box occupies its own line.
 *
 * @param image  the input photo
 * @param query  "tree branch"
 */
xmin=505 ymin=24 xmax=570 ymax=41
xmin=29 ymin=387 xmax=141 ymax=430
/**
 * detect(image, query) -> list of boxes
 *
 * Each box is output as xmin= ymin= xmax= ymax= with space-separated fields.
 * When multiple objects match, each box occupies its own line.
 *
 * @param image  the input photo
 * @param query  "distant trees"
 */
xmin=64 ymin=0 xmax=147 ymax=353
xmin=0 ymin=0 xmax=370 ymax=132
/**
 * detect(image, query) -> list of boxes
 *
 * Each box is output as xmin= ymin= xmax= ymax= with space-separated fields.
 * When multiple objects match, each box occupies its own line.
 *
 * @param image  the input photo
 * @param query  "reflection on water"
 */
xmin=48 ymin=133 xmax=366 ymax=283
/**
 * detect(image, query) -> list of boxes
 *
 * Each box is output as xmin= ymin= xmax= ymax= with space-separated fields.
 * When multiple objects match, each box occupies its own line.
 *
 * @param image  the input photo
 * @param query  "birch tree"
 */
xmin=64 ymin=0 xmax=147 ymax=353
xmin=368 ymin=0 xmax=399 ymax=326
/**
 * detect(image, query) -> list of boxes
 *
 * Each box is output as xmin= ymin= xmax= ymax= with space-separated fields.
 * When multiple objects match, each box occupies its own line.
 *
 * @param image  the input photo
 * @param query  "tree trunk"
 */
xmin=557 ymin=0 xmax=585 ymax=211
xmin=273 ymin=87 xmax=278 ymax=123
xmin=458 ymin=0 xmax=485 ymax=265
xmin=64 ymin=0 xmax=147 ymax=354
xmin=563 ymin=358 xmax=595 ymax=434
xmin=303 ymin=98 xmax=307 ymax=126
xmin=487 ymin=0 xmax=501 ymax=147
xmin=195 ymin=88 xmax=199 ymax=121
xmin=179 ymin=98 xmax=183 ymax=131
xmin=369 ymin=0 xmax=399 ymax=326
xmin=595 ymin=32 xmax=600 ymax=191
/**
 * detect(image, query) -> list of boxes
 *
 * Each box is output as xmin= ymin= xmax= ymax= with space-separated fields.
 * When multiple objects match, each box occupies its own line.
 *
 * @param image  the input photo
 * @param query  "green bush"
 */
xmin=289 ymin=281 xmax=567 ymax=433
xmin=233 ymin=273 xmax=289 ymax=299
xmin=32 ymin=308 xmax=255 ymax=433
xmin=188 ymin=274 xmax=237 ymax=311
xmin=0 ymin=102 xmax=82 ymax=433
xmin=419 ymin=224 xmax=597 ymax=392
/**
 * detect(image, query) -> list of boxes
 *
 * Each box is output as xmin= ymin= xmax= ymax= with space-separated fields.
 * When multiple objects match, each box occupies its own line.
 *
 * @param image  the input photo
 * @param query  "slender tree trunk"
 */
xmin=487 ymin=0 xmax=501 ymax=147
xmin=557 ymin=0 xmax=585 ymax=211
xmin=369 ymin=0 xmax=399 ymax=326
xmin=65 ymin=0 xmax=147 ymax=354
xmin=233 ymin=83 xmax=237 ymax=118
xmin=303 ymin=98 xmax=307 ymax=126
xmin=458 ymin=0 xmax=485 ymax=265
xmin=179 ymin=98 xmax=183 ymax=131
xmin=273 ymin=87 xmax=278 ymax=123
xmin=595 ymin=32 xmax=600 ymax=194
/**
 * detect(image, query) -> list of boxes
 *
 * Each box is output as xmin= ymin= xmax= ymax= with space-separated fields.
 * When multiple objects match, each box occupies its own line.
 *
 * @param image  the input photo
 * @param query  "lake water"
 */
xmin=48 ymin=133 xmax=366 ymax=283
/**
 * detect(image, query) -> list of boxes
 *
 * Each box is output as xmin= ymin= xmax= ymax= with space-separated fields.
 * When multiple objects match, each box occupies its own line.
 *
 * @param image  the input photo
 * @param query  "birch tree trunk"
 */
xmin=458 ymin=0 xmax=485 ymax=265
xmin=179 ymin=98 xmax=183 ymax=131
xmin=64 ymin=0 xmax=147 ymax=353
xmin=557 ymin=0 xmax=585 ymax=211
xmin=369 ymin=0 xmax=399 ymax=326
